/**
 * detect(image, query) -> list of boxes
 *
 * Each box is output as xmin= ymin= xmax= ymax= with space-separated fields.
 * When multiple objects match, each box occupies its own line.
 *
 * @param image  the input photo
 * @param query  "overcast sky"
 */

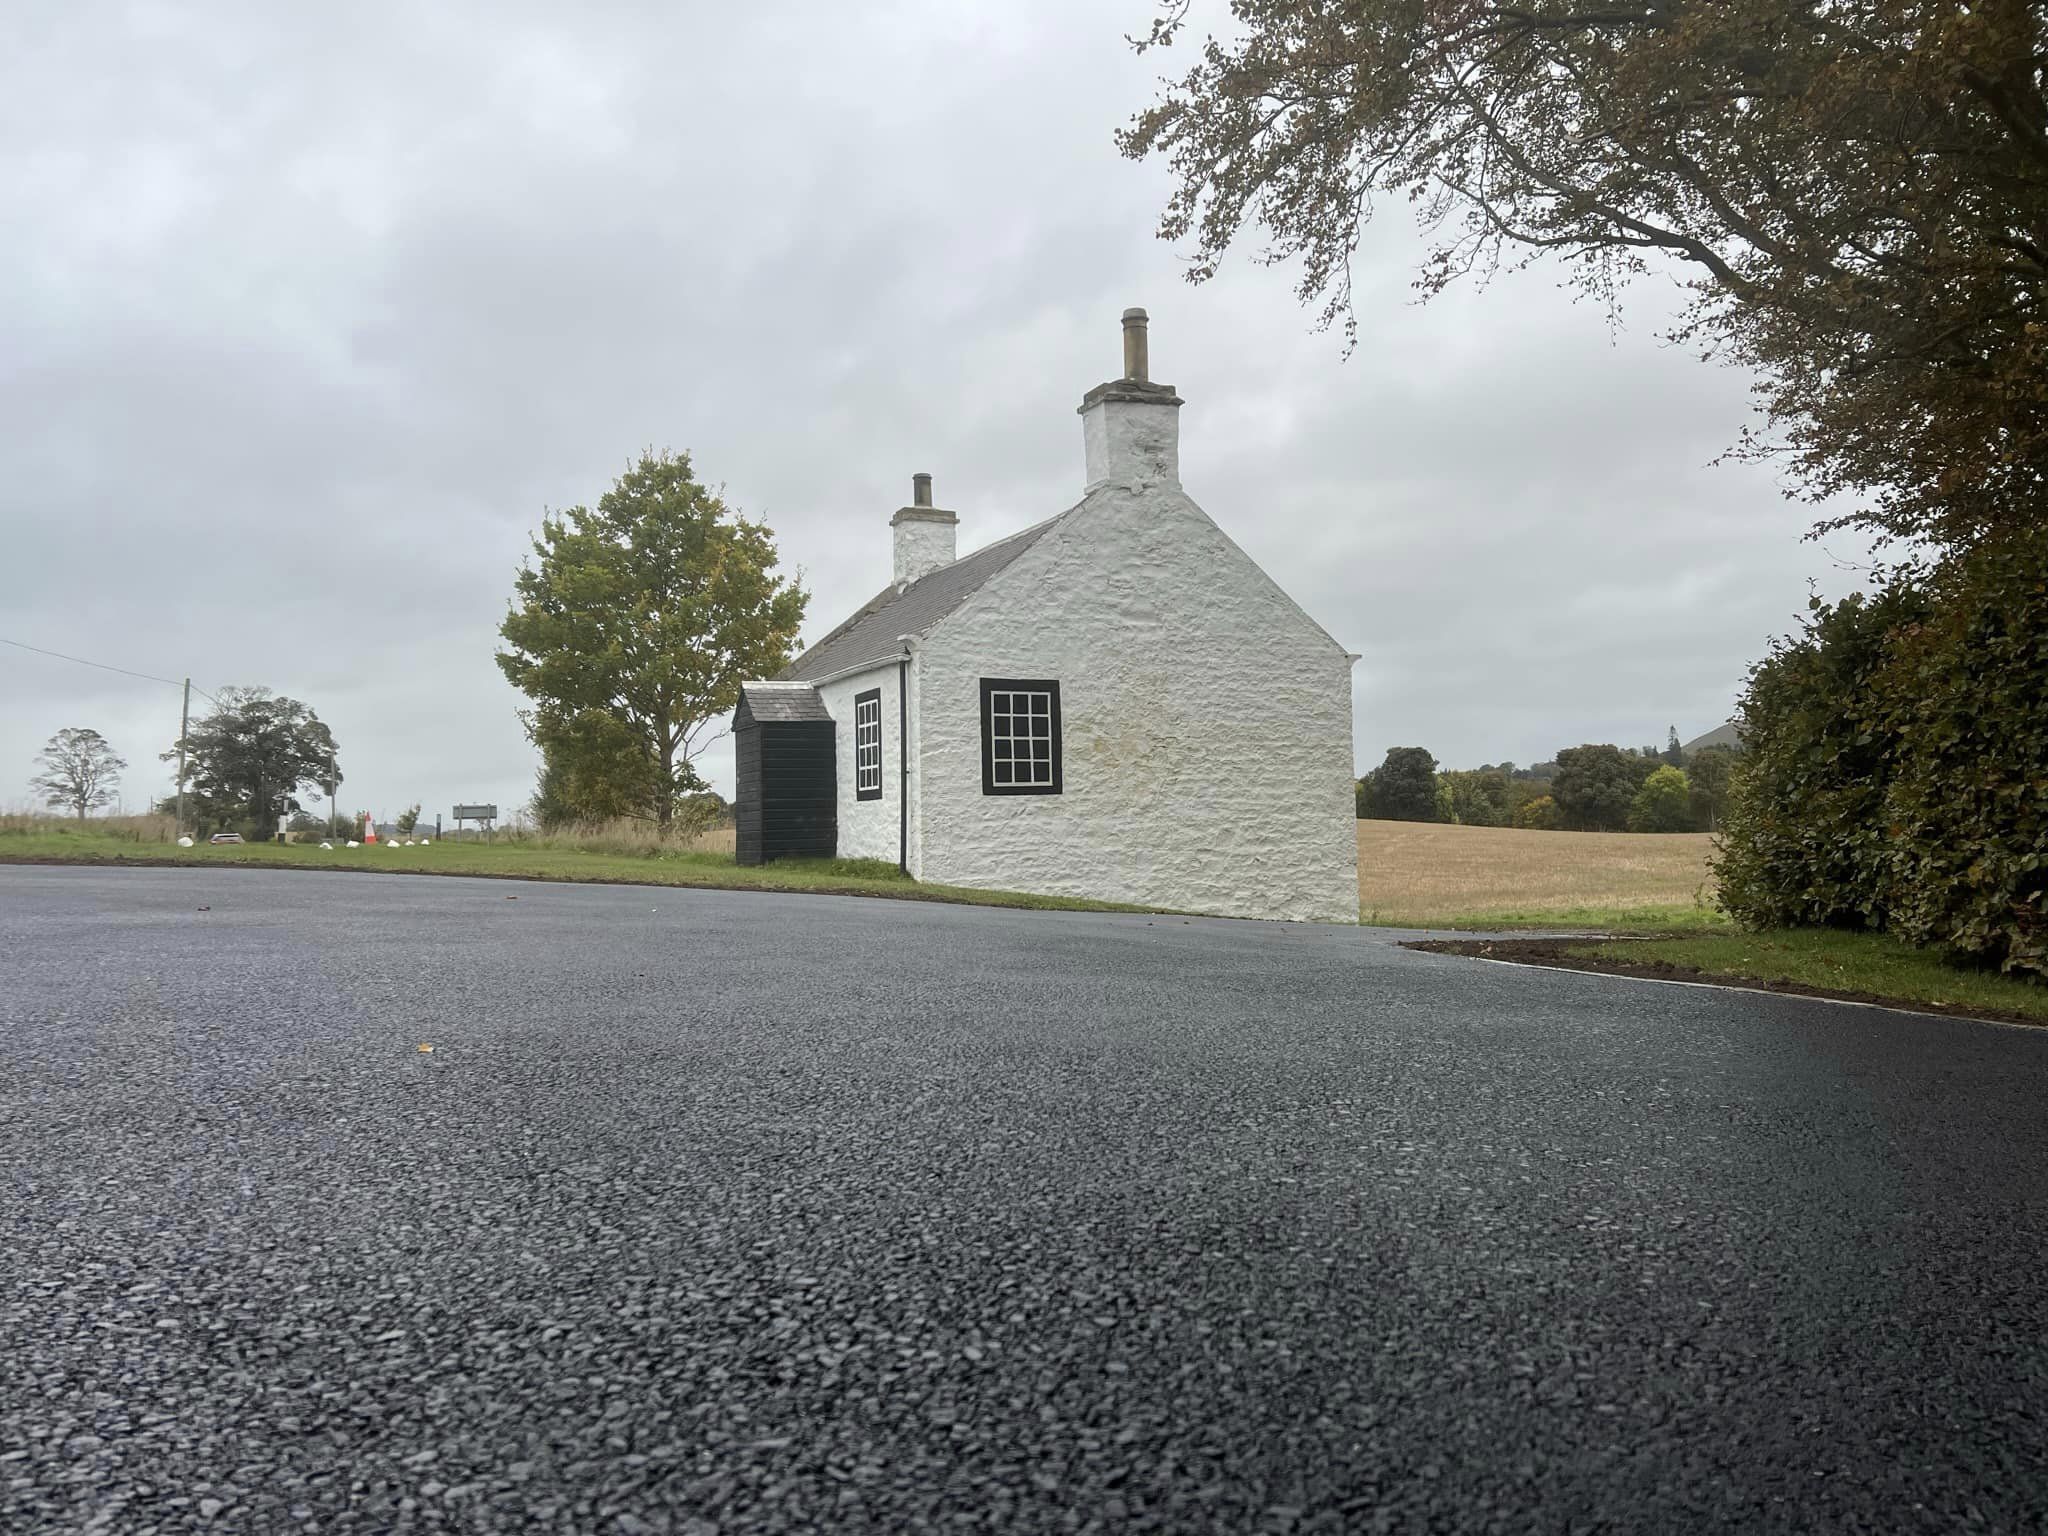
xmin=1 ymin=1 xmax=1877 ymax=823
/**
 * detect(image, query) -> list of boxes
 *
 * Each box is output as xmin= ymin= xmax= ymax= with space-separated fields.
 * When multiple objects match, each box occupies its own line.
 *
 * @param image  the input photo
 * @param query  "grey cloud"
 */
xmin=2 ymin=0 xmax=1872 ymax=823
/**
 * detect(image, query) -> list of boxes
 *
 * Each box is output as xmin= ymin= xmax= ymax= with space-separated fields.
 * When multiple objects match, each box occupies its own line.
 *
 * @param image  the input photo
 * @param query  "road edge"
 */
xmin=1404 ymin=937 xmax=2047 ymax=1030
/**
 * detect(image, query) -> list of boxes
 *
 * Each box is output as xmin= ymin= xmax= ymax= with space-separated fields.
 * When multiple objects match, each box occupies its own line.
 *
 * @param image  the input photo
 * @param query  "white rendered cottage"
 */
xmin=733 ymin=310 xmax=1358 ymax=923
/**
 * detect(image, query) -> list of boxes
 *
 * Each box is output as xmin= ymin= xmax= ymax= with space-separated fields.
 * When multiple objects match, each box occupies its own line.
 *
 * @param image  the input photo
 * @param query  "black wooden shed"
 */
xmin=733 ymin=683 xmax=837 ymax=865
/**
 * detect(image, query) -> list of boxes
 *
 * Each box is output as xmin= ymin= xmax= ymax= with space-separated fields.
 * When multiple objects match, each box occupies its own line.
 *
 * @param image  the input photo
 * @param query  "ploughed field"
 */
xmin=1355 ymin=818 xmax=1717 ymax=927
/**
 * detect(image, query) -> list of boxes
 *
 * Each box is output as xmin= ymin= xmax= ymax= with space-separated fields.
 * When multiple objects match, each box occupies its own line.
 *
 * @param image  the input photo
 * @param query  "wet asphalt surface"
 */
xmin=2 ymin=865 xmax=2045 ymax=1535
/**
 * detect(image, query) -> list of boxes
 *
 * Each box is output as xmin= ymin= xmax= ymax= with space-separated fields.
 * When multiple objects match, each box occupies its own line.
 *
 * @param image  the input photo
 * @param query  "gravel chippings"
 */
xmin=3 ymin=867 xmax=2046 ymax=1534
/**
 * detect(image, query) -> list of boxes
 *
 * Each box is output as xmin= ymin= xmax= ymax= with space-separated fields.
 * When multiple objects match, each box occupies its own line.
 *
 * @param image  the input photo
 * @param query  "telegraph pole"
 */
xmin=175 ymin=677 xmax=190 ymax=835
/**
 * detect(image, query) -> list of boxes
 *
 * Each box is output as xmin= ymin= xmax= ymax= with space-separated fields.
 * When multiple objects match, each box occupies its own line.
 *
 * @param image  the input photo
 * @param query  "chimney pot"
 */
xmin=1078 ymin=307 xmax=1183 ymax=488
xmin=1121 ymin=307 xmax=1150 ymax=382
xmin=912 ymin=472 xmax=932 ymax=507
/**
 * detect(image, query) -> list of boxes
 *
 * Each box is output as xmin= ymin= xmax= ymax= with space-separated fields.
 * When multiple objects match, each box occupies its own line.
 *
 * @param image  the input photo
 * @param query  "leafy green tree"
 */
xmin=1685 ymin=746 xmax=1739 ymax=832
xmin=1628 ymin=766 xmax=1694 ymax=833
xmin=164 ymin=688 xmax=339 ymax=839
xmin=1432 ymin=776 xmax=1457 ymax=825
xmin=1506 ymin=777 xmax=1554 ymax=821
xmin=1439 ymin=768 xmax=1513 ymax=827
xmin=1358 ymin=747 xmax=1440 ymax=822
xmin=528 ymin=706 xmax=663 ymax=828
xmin=1121 ymin=0 xmax=2048 ymax=554
xmin=1550 ymin=745 xmax=1648 ymax=832
xmin=30 ymin=727 xmax=126 ymax=819
xmin=680 ymin=789 xmax=732 ymax=827
xmin=1663 ymin=727 xmax=1684 ymax=767
xmin=1513 ymin=794 xmax=1561 ymax=831
xmin=498 ymin=450 xmax=808 ymax=828
xmin=395 ymin=804 xmax=421 ymax=835
xmin=153 ymin=790 xmax=210 ymax=825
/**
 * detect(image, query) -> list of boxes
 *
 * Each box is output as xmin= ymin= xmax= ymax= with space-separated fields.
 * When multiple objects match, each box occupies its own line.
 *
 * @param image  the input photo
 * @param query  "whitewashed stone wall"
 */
xmin=912 ymin=485 xmax=1358 ymax=922
xmin=817 ymin=663 xmax=907 ymax=866
xmin=893 ymin=513 xmax=957 ymax=589
xmin=906 ymin=644 xmax=926 ymax=880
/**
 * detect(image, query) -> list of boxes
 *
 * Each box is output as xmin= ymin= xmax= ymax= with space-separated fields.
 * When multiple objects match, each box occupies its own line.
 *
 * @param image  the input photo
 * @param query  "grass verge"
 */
xmin=0 ymin=832 xmax=1150 ymax=915
xmin=1587 ymin=930 xmax=2048 ymax=1023
xmin=1409 ymin=928 xmax=2048 ymax=1026
xmin=1362 ymin=902 xmax=1731 ymax=933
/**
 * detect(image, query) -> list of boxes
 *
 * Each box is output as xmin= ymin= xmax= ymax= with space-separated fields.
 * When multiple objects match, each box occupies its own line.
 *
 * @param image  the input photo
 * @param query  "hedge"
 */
xmin=1714 ymin=535 xmax=2048 ymax=978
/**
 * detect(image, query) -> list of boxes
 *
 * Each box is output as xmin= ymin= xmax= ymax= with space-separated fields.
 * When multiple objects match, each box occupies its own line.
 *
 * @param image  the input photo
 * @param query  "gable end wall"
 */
xmin=915 ymin=485 xmax=1357 ymax=922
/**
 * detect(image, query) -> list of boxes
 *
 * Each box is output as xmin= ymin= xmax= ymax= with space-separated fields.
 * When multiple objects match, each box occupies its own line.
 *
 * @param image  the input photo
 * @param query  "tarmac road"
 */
xmin=3 ymin=866 xmax=2045 ymax=1534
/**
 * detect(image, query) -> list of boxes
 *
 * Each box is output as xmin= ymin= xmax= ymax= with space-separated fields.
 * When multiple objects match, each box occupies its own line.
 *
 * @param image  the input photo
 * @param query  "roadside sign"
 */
xmin=451 ymin=803 xmax=498 ymax=834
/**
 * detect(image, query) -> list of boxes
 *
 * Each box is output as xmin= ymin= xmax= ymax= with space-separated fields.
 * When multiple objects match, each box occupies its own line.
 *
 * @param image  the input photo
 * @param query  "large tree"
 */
xmin=1438 ymin=766 xmax=1513 ymax=826
xmin=1684 ymin=744 xmax=1739 ymax=831
xmin=1551 ymin=743 xmax=1656 ymax=831
xmin=497 ymin=451 xmax=809 ymax=827
xmin=1628 ymin=764 xmax=1694 ymax=832
xmin=164 ymin=688 xmax=339 ymax=837
xmin=1357 ymin=745 xmax=1440 ymax=821
xmin=1121 ymin=0 xmax=2048 ymax=551
xmin=30 ymin=727 xmax=126 ymax=819
xmin=525 ymin=705 xmax=662 ymax=828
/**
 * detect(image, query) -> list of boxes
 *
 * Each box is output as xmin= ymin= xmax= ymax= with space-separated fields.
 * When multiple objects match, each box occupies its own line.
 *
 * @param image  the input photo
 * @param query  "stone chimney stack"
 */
xmin=891 ymin=471 xmax=959 ymax=590
xmin=1078 ymin=307 xmax=1183 ymax=490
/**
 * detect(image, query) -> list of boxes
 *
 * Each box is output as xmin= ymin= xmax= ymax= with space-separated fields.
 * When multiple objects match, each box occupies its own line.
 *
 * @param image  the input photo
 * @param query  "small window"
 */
xmin=854 ymin=688 xmax=883 ymax=801
xmin=980 ymin=678 xmax=1061 ymax=795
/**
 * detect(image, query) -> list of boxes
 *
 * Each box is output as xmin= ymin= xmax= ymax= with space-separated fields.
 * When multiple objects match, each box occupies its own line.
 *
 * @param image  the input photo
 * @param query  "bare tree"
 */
xmin=30 ymin=727 xmax=127 ymax=819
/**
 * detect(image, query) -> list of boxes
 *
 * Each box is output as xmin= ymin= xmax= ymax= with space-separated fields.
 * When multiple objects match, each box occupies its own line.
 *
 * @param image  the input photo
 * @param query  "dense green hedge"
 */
xmin=1715 ymin=536 xmax=2047 ymax=978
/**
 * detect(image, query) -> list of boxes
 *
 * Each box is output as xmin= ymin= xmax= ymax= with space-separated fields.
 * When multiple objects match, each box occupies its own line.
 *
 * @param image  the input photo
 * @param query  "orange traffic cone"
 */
xmin=363 ymin=812 xmax=378 ymax=845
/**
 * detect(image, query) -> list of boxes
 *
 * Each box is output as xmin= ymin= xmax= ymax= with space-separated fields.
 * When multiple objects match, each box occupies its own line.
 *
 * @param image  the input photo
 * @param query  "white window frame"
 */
xmin=854 ymin=689 xmax=883 ymax=801
xmin=980 ymin=678 xmax=1061 ymax=795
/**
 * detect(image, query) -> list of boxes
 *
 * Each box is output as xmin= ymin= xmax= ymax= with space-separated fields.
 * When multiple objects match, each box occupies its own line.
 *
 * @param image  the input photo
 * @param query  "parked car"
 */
xmin=208 ymin=832 xmax=244 ymax=845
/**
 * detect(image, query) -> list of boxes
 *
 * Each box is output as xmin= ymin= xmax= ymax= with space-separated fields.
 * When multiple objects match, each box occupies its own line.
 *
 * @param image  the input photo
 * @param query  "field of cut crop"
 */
xmin=1355 ymin=818 xmax=1721 ymax=930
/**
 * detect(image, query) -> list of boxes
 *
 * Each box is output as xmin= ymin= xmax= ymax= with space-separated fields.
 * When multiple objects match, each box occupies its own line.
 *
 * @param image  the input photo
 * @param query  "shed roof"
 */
xmin=737 ymin=681 xmax=832 ymax=724
xmin=781 ymin=511 xmax=1072 ymax=682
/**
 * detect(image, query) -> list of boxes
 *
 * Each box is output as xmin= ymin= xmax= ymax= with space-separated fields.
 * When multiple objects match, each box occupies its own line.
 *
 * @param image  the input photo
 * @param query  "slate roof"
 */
xmin=780 ymin=512 xmax=1072 ymax=682
xmin=737 ymin=682 xmax=832 ymax=723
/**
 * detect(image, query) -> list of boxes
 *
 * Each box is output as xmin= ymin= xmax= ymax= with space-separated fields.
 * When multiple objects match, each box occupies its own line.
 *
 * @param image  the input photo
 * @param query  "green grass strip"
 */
xmin=0 ymin=834 xmax=1150 ymax=915
xmin=1362 ymin=902 xmax=1733 ymax=934
xmin=1580 ymin=929 xmax=2048 ymax=1023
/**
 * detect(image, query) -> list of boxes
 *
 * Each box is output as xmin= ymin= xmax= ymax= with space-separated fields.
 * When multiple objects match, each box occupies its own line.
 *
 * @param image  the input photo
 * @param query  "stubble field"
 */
xmin=1354 ymin=818 xmax=1721 ymax=929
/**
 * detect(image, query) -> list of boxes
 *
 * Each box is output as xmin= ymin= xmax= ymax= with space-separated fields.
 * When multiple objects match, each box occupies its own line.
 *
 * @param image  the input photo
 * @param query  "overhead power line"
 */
xmin=0 ymin=636 xmax=220 ymax=706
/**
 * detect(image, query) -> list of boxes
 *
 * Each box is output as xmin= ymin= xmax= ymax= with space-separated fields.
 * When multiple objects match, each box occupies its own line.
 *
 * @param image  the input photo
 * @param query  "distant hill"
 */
xmin=1683 ymin=722 xmax=1742 ymax=755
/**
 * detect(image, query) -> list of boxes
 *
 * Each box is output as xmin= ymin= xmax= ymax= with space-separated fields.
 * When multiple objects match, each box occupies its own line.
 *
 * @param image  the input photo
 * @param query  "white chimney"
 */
xmin=1078 ymin=307 xmax=1182 ymax=490
xmin=891 ymin=471 xmax=958 ymax=590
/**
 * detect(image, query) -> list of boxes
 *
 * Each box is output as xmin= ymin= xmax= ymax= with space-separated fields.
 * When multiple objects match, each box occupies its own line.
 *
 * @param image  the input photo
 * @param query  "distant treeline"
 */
xmin=1357 ymin=729 xmax=1739 ymax=834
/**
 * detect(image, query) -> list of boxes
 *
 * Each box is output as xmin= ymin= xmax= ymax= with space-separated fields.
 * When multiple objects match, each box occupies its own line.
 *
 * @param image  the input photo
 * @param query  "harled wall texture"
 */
xmin=817 ymin=664 xmax=906 ymax=867
xmin=912 ymin=484 xmax=1357 ymax=922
